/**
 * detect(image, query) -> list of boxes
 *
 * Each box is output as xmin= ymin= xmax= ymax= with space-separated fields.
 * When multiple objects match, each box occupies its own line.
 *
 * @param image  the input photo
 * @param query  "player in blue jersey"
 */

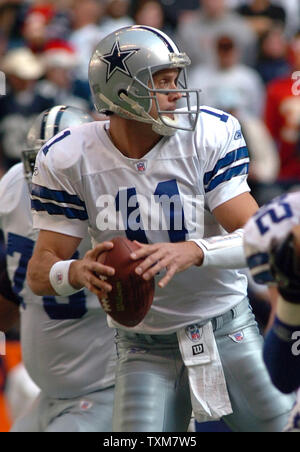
xmin=27 ymin=26 xmax=294 ymax=432
xmin=244 ymin=192 xmax=300 ymax=432
xmin=0 ymin=106 xmax=116 ymax=432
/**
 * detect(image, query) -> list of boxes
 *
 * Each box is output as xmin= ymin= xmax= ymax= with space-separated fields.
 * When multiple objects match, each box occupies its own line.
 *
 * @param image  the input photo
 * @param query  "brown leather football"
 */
xmin=98 ymin=236 xmax=155 ymax=327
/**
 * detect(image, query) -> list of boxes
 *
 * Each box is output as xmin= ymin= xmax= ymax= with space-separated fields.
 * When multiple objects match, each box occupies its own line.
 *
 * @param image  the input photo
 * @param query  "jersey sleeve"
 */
xmin=202 ymin=114 xmax=250 ymax=212
xmin=31 ymin=131 xmax=88 ymax=239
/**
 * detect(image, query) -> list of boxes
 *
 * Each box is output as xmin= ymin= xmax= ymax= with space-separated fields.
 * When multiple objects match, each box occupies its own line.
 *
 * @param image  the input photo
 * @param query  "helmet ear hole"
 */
xmin=118 ymin=89 xmax=127 ymax=98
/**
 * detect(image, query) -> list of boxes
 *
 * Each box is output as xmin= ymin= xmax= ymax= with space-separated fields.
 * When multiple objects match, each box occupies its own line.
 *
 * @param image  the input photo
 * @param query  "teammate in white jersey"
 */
xmin=0 ymin=106 xmax=116 ymax=432
xmin=244 ymin=192 xmax=300 ymax=432
xmin=27 ymin=26 xmax=294 ymax=432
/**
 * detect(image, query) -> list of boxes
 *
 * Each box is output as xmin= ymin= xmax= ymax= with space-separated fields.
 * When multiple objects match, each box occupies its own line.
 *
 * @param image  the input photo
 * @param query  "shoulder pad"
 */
xmin=43 ymin=123 xmax=96 ymax=172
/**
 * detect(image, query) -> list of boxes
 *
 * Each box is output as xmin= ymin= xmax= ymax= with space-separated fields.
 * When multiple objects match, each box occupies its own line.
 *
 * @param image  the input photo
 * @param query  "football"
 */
xmin=97 ymin=236 xmax=155 ymax=327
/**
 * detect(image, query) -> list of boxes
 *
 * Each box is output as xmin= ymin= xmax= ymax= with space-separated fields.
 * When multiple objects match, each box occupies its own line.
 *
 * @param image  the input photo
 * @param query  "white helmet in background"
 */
xmin=22 ymin=105 xmax=93 ymax=183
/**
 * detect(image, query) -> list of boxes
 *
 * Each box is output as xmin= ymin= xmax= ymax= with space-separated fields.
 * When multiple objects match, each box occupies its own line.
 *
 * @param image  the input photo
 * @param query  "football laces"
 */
xmin=101 ymin=297 xmax=111 ymax=313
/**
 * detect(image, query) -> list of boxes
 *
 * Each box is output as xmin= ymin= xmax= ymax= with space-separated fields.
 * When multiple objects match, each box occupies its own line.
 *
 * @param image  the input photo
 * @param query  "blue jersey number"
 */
xmin=6 ymin=233 xmax=35 ymax=308
xmin=116 ymin=179 xmax=187 ymax=243
xmin=6 ymin=232 xmax=87 ymax=319
xmin=255 ymin=200 xmax=293 ymax=235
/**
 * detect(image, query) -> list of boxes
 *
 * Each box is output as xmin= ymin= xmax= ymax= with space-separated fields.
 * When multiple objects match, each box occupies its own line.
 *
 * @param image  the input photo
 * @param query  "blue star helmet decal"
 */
xmin=100 ymin=40 xmax=139 ymax=82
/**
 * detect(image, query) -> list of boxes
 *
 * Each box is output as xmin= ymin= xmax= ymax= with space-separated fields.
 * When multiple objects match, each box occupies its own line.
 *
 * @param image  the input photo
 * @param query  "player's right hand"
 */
xmin=69 ymin=242 xmax=115 ymax=297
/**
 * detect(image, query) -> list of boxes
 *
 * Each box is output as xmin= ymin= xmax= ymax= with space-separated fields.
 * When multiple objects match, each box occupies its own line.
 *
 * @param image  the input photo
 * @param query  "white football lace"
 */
xmin=101 ymin=297 xmax=111 ymax=313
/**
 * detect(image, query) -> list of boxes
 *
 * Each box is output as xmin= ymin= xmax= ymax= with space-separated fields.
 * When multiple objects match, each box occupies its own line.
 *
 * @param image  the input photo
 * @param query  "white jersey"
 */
xmin=244 ymin=191 xmax=300 ymax=284
xmin=0 ymin=164 xmax=116 ymax=398
xmin=32 ymin=107 xmax=250 ymax=334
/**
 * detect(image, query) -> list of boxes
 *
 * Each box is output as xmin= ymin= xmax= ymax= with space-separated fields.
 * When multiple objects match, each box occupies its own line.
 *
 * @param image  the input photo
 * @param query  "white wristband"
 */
xmin=49 ymin=260 xmax=80 ymax=297
xmin=189 ymin=229 xmax=247 ymax=269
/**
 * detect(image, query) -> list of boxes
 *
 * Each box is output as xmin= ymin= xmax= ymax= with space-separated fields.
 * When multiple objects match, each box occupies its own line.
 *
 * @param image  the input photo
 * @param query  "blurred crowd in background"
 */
xmin=0 ymin=0 xmax=299 ymax=432
xmin=0 ymin=0 xmax=299 ymax=200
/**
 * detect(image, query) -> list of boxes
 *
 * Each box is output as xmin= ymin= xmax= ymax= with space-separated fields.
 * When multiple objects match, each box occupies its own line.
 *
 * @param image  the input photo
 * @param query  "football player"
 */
xmin=0 ymin=106 xmax=116 ymax=432
xmin=27 ymin=26 xmax=294 ymax=432
xmin=244 ymin=192 xmax=300 ymax=432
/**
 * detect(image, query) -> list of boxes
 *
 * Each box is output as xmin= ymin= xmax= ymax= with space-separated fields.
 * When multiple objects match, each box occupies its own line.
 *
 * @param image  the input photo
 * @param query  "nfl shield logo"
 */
xmin=229 ymin=331 xmax=244 ymax=343
xmin=80 ymin=400 xmax=93 ymax=411
xmin=135 ymin=161 xmax=147 ymax=172
xmin=56 ymin=272 xmax=63 ymax=284
xmin=186 ymin=324 xmax=202 ymax=342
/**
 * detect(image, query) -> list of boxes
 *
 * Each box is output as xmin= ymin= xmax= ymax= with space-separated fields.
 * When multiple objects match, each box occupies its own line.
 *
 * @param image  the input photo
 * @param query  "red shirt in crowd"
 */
xmin=265 ymin=75 xmax=300 ymax=181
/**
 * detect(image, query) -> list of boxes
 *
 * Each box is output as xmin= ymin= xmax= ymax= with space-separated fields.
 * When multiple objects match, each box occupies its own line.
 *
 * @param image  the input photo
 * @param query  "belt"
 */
xmin=116 ymin=298 xmax=249 ymax=342
xmin=210 ymin=298 xmax=249 ymax=332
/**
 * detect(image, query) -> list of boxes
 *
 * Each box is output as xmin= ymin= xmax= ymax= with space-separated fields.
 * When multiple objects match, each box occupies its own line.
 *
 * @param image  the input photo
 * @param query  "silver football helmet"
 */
xmin=89 ymin=25 xmax=201 ymax=136
xmin=22 ymin=105 xmax=93 ymax=183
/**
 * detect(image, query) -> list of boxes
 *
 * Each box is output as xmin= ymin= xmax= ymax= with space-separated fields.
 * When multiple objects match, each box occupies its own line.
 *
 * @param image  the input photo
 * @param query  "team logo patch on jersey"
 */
xmin=79 ymin=400 xmax=93 ymax=411
xmin=228 ymin=331 xmax=244 ymax=343
xmin=135 ymin=161 xmax=147 ymax=173
xmin=185 ymin=324 xmax=203 ymax=342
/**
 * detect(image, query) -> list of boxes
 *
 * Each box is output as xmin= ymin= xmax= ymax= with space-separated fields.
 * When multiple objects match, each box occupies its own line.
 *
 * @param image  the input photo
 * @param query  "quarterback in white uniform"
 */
xmin=28 ymin=26 xmax=294 ymax=431
xmin=0 ymin=106 xmax=116 ymax=432
xmin=244 ymin=192 xmax=300 ymax=432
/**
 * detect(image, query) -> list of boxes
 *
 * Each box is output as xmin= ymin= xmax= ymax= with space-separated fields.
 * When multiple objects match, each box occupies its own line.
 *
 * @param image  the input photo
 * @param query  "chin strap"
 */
xmin=98 ymin=92 xmax=176 ymax=136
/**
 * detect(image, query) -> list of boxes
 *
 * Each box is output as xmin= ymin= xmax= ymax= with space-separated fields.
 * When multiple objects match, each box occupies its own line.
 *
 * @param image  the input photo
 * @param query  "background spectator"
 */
xmin=0 ymin=1 xmax=28 ymax=49
xmin=69 ymin=0 xmax=105 ymax=81
xmin=237 ymin=0 xmax=286 ymax=38
xmin=100 ymin=0 xmax=133 ymax=36
xmin=0 ymin=47 xmax=54 ymax=171
xmin=37 ymin=40 xmax=91 ymax=111
xmin=176 ymin=0 xmax=257 ymax=69
xmin=189 ymin=35 xmax=265 ymax=118
xmin=273 ymin=0 xmax=300 ymax=38
xmin=131 ymin=0 xmax=175 ymax=39
xmin=264 ymin=31 xmax=300 ymax=191
xmin=21 ymin=3 xmax=56 ymax=54
xmin=255 ymin=25 xmax=291 ymax=84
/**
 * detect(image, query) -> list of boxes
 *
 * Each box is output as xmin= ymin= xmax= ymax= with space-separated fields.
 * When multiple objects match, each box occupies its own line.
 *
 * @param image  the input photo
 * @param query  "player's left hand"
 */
xmin=130 ymin=241 xmax=203 ymax=288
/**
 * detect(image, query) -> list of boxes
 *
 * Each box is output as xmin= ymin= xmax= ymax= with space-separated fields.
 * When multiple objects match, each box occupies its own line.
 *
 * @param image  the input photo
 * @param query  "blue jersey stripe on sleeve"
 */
xmin=200 ymin=109 xmax=229 ymax=123
xmin=205 ymin=162 xmax=249 ymax=193
xmin=204 ymin=147 xmax=249 ymax=186
xmin=31 ymin=199 xmax=88 ymax=221
xmin=31 ymin=184 xmax=86 ymax=208
xmin=42 ymin=130 xmax=71 ymax=156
